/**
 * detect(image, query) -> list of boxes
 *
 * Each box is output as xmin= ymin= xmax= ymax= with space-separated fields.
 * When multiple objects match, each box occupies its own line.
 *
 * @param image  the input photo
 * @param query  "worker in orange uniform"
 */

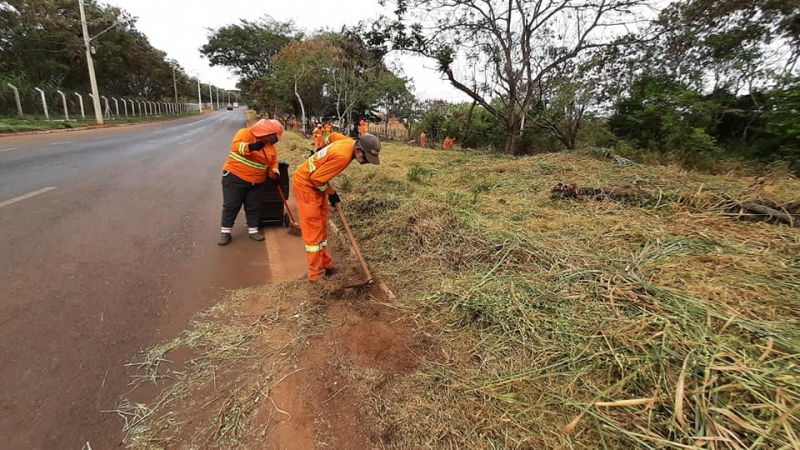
xmin=443 ymin=137 xmax=454 ymax=150
xmin=218 ymin=119 xmax=283 ymax=246
xmin=312 ymin=123 xmax=325 ymax=151
xmin=359 ymin=119 xmax=367 ymax=136
xmin=323 ymin=122 xmax=333 ymax=137
xmin=419 ymin=131 xmax=427 ymax=148
xmin=292 ymin=132 xmax=382 ymax=281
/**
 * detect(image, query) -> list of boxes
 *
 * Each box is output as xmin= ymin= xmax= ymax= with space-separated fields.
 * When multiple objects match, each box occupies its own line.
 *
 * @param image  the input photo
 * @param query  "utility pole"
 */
xmin=216 ymin=86 xmax=220 ymax=109
xmin=196 ymin=76 xmax=202 ymax=112
xmin=208 ymin=83 xmax=213 ymax=110
xmin=172 ymin=66 xmax=179 ymax=115
xmin=78 ymin=0 xmax=103 ymax=124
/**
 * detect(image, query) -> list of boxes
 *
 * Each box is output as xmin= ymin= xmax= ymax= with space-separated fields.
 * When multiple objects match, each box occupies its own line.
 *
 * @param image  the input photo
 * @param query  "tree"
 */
xmin=319 ymin=29 xmax=384 ymax=129
xmin=653 ymin=0 xmax=799 ymax=95
xmin=373 ymin=0 xmax=646 ymax=154
xmin=271 ymin=39 xmax=335 ymax=133
xmin=0 ymin=0 xmax=200 ymax=104
xmin=200 ymin=16 xmax=302 ymax=79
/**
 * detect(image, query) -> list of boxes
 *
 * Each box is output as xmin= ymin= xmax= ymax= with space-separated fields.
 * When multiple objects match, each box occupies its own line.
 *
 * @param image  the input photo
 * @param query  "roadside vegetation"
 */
xmin=0 ymin=112 xmax=202 ymax=133
xmin=119 ymin=129 xmax=799 ymax=448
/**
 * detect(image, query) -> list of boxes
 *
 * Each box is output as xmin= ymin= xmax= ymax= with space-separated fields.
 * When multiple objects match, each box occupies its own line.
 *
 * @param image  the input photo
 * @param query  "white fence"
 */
xmin=1 ymin=84 xmax=215 ymax=121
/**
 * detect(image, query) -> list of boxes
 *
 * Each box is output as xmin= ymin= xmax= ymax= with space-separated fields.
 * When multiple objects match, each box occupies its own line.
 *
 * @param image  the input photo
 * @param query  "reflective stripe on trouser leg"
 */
xmin=294 ymin=185 xmax=331 ymax=280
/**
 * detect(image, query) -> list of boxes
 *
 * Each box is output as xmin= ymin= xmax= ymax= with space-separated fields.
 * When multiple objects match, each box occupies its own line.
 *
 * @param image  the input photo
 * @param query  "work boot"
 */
xmin=324 ymin=267 xmax=339 ymax=277
xmin=218 ymin=233 xmax=232 ymax=246
xmin=249 ymin=231 xmax=265 ymax=241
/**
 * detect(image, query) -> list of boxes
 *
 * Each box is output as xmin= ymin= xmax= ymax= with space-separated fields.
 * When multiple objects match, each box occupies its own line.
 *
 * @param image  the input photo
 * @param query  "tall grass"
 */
xmin=340 ymin=143 xmax=800 ymax=448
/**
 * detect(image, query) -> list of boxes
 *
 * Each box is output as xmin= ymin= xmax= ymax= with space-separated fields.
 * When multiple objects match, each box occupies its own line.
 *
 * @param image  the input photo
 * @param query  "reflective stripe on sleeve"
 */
xmin=238 ymin=142 xmax=247 ymax=155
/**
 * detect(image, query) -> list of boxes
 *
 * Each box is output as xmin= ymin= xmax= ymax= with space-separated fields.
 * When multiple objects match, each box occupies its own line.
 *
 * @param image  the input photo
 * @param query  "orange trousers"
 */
xmin=293 ymin=185 xmax=333 ymax=280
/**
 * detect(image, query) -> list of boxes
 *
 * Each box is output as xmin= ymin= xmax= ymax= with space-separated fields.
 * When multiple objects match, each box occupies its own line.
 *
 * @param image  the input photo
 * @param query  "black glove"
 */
xmin=328 ymin=191 xmax=341 ymax=207
xmin=248 ymin=141 xmax=266 ymax=151
xmin=271 ymin=175 xmax=281 ymax=186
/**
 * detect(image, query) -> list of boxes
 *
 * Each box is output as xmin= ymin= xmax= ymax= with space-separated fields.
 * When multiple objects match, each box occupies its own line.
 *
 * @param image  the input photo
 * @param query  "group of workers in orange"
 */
xmin=418 ymin=131 xmax=456 ymax=150
xmin=218 ymin=118 xmax=382 ymax=282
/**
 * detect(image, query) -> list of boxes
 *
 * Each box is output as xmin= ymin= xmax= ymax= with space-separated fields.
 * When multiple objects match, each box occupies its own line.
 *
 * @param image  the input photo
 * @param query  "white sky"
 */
xmin=108 ymin=0 xmax=470 ymax=102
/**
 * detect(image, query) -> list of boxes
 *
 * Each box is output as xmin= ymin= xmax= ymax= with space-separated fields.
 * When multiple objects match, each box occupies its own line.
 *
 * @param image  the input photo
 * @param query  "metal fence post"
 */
xmin=34 ymin=87 xmax=49 ymax=120
xmin=7 ymin=84 xmax=23 ymax=117
xmin=122 ymin=99 xmax=128 ymax=117
xmin=74 ymin=93 xmax=85 ymax=120
xmin=112 ymin=97 xmax=119 ymax=119
xmin=56 ymin=90 xmax=69 ymax=121
xmin=101 ymin=96 xmax=110 ymax=119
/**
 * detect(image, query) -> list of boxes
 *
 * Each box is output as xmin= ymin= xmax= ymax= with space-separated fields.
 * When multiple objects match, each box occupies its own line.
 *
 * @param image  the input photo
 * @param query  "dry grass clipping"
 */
xmin=338 ymin=144 xmax=800 ymax=449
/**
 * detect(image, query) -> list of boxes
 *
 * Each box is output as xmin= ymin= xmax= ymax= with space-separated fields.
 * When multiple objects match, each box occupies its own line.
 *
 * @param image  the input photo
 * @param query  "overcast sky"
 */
xmin=108 ymin=0 xmax=469 ymax=102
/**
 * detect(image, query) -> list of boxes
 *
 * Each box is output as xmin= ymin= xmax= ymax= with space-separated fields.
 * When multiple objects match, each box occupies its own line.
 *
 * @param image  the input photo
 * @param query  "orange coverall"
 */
xmin=291 ymin=132 xmax=353 ymax=280
xmin=419 ymin=132 xmax=427 ymax=148
xmin=323 ymin=123 xmax=332 ymax=136
xmin=359 ymin=120 xmax=367 ymax=136
xmin=443 ymin=137 xmax=454 ymax=150
xmin=223 ymin=128 xmax=279 ymax=183
xmin=312 ymin=126 xmax=324 ymax=149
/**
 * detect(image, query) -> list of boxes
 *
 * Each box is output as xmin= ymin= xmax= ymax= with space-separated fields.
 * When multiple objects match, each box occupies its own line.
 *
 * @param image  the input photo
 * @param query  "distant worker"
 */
xmin=349 ymin=122 xmax=360 ymax=138
xmin=218 ymin=119 xmax=283 ymax=246
xmin=359 ymin=119 xmax=367 ymax=136
xmin=443 ymin=137 xmax=455 ymax=150
xmin=419 ymin=131 xmax=427 ymax=148
xmin=323 ymin=122 xmax=333 ymax=137
xmin=312 ymin=123 xmax=324 ymax=152
xmin=292 ymin=132 xmax=382 ymax=281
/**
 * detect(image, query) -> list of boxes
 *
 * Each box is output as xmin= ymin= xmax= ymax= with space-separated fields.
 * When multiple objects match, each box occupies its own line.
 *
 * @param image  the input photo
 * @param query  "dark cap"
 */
xmin=357 ymin=134 xmax=381 ymax=165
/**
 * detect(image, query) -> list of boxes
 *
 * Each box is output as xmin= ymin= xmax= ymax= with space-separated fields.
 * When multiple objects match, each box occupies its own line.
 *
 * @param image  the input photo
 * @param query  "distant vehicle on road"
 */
xmin=233 ymin=102 xmax=239 ymax=109
xmin=226 ymin=103 xmax=233 ymax=110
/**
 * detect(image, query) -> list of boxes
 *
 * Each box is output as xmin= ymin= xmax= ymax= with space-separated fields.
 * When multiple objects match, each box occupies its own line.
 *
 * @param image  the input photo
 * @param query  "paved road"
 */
xmin=0 ymin=111 xmax=306 ymax=448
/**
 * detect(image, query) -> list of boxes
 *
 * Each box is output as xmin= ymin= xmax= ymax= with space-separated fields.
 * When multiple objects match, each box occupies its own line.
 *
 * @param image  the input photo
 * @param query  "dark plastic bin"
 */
xmin=259 ymin=161 xmax=291 ymax=227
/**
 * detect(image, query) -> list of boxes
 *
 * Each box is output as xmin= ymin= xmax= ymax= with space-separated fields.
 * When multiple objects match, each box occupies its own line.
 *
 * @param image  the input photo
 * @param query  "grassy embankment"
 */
xmin=118 ymin=123 xmax=799 ymax=449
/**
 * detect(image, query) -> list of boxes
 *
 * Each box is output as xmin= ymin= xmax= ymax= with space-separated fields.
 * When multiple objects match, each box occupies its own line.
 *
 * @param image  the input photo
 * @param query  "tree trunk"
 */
xmin=462 ymin=100 xmax=476 ymax=148
xmin=504 ymin=114 xmax=522 ymax=154
xmin=294 ymin=78 xmax=306 ymax=136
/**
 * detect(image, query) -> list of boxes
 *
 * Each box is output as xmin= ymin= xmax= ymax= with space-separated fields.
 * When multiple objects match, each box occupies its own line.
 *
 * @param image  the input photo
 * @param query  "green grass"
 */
xmin=0 ymin=112 xmax=201 ymax=133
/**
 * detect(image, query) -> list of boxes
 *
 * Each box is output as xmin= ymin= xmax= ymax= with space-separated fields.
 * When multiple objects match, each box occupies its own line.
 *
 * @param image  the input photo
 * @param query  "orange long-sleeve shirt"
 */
xmin=293 ymin=133 xmax=352 ymax=195
xmin=223 ymin=128 xmax=279 ymax=184
xmin=312 ymin=127 xmax=324 ymax=149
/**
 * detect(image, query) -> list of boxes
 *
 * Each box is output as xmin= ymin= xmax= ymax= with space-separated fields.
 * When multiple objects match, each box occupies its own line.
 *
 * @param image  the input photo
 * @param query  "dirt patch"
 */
xmin=115 ymin=252 xmax=423 ymax=449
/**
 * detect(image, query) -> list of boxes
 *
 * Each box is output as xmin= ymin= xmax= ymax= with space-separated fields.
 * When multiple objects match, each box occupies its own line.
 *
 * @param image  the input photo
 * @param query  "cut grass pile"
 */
xmin=113 ymin=281 xmax=332 ymax=449
xmin=334 ymin=142 xmax=800 ymax=448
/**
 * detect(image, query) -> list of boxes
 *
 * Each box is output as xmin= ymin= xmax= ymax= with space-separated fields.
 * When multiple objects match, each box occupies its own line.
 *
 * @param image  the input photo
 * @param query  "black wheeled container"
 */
xmin=259 ymin=161 xmax=291 ymax=227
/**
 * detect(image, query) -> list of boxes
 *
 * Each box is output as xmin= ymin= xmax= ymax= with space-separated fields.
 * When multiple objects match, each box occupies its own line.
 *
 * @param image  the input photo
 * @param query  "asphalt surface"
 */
xmin=0 ymin=110 xmax=307 ymax=448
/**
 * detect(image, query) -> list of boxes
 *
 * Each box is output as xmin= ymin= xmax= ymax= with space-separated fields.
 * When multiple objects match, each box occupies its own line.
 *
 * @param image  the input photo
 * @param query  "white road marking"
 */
xmin=0 ymin=187 xmax=57 ymax=209
xmin=0 ymin=147 xmax=18 ymax=152
xmin=178 ymin=139 xmax=191 ymax=145
xmin=49 ymin=141 xmax=72 ymax=146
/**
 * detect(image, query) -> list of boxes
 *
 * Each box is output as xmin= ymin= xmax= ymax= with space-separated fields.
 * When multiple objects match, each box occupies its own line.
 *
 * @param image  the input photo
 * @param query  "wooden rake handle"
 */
xmin=333 ymin=202 xmax=373 ymax=283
